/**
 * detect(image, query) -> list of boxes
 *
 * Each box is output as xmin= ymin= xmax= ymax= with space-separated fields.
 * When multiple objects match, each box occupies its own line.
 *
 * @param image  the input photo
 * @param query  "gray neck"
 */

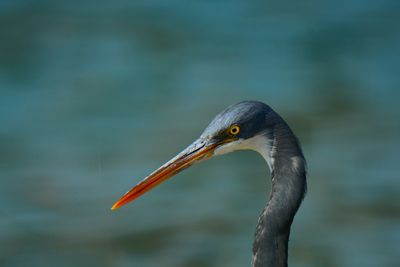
xmin=252 ymin=122 xmax=307 ymax=267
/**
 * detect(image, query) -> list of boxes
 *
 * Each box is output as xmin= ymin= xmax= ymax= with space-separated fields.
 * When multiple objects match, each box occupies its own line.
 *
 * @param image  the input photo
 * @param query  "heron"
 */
xmin=112 ymin=100 xmax=307 ymax=267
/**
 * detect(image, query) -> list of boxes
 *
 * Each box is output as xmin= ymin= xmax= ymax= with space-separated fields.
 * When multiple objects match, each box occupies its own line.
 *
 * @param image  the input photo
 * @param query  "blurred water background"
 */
xmin=1 ymin=1 xmax=400 ymax=267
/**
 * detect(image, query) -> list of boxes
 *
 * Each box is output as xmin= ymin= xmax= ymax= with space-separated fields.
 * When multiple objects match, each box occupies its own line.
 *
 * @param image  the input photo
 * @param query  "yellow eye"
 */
xmin=228 ymin=125 xmax=240 ymax=135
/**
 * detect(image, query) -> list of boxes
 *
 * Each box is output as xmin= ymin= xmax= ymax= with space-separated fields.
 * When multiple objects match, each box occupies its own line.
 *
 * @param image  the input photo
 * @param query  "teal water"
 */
xmin=1 ymin=1 xmax=400 ymax=267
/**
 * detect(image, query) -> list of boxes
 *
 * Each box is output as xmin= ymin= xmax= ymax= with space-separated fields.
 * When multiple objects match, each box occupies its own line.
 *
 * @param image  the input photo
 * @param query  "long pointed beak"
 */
xmin=111 ymin=139 xmax=219 ymax=210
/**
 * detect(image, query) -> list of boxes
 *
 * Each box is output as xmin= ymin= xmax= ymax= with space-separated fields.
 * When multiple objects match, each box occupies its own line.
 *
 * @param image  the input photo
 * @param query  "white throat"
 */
xmin=213 ymin=134 xmax=275 ymax=171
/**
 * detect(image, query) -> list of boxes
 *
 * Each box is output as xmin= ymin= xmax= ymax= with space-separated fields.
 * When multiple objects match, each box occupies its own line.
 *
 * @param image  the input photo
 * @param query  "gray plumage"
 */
xmin=202 ymin=101 xmax=307 ymax=267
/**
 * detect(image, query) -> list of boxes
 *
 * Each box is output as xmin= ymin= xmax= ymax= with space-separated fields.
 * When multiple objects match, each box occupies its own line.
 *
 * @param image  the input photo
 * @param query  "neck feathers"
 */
xmin=252 ymin=121 xmax=307 ymax=267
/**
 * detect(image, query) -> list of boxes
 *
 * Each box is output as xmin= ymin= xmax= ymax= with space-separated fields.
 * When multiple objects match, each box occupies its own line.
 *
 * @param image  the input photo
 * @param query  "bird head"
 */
xmin=111 ymin=101 xmax=276 ymax=210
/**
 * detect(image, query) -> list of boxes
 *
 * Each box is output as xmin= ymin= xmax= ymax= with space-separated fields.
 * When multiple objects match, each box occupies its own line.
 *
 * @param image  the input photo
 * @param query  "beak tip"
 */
xmin=111 ymin=203 xmax=120 ymax=211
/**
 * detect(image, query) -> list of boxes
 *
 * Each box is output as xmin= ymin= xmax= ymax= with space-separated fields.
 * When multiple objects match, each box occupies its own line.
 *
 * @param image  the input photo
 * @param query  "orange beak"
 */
xmin=111 ymin=139 xmax=220 ymax=210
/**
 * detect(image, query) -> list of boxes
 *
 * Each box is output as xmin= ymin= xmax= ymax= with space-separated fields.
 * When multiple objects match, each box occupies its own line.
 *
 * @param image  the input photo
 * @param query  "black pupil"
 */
xmin=231 ymin=127 xmax=238 ymax=134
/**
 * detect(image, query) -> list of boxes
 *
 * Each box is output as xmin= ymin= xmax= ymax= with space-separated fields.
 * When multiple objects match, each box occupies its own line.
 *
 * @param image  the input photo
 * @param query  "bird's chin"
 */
xmin=213 ymin=139 xmax=245 ymax=156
